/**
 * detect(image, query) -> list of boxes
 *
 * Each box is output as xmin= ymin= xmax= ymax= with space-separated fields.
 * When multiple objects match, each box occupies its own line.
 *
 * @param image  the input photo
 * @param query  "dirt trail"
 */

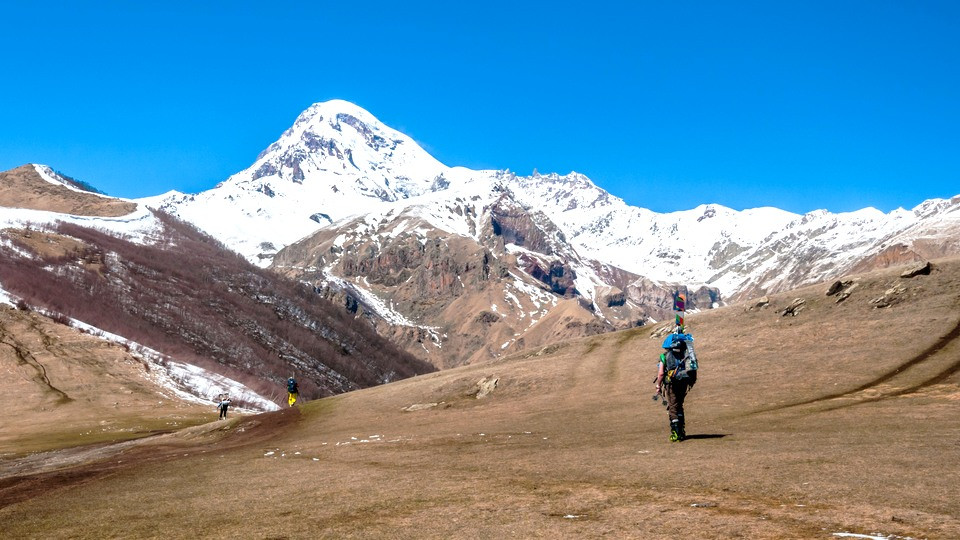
xmin=0 ymin=408 xmax=300 ymax=510
xmin=0 ymin=327 xmax=72 ymax=404
xmin=754 ymin=316 xmax=960 ymax=414
xmin=822 ymin=331 xmax=960 ymax=410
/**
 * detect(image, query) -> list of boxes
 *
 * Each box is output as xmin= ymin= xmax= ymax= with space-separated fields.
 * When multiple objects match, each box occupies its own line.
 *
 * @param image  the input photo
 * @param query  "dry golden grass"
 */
xmin=1 ymin=258 xmax=959 ymax=538
xmin=0 ymin=306 xmax=214 ymax=457
xmin=0 ymin=165 xmax=137 ymax=217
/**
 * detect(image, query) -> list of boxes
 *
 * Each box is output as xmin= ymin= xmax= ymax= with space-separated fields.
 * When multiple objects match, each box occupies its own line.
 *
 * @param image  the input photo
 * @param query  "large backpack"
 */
xmin=660 ymin=333 xmax=698 ymax=384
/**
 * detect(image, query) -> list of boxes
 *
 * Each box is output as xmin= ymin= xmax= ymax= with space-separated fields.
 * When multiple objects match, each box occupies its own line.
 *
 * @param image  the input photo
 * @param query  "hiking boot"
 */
xmin=670 ymin=420 xmax=681 ymax=442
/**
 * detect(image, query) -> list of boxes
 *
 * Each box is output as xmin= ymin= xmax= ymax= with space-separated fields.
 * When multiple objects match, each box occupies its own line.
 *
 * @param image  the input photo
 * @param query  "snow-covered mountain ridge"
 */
xmin=150 ymin=100 xmax=960 ymax=301
xmin=142 ymin=99 xmax=960 ymax=367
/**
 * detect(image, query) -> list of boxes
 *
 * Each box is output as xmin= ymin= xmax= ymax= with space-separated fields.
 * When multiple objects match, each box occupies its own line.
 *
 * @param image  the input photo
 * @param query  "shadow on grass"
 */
xmin=684 ymin=434 xmax=730 ymax=440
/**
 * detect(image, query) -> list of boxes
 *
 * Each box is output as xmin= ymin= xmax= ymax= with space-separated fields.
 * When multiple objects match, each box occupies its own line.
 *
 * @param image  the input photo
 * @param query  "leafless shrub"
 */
xmin=229 ymin=395 xmax=258 ymax=411
xmin=87 ymin=328 xmax=104 ymax=338
xmin=49 ymin=312 xmax=72 ymax=326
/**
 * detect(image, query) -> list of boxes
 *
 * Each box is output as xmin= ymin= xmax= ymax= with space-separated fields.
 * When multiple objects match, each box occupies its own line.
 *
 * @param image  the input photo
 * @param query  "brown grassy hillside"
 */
xmin=1 ymin=257 xmax=958 ymax=538
xmin=0 ymin=165 xmax=137 ymax=217
xmin=0 ymin=305 xmax=214 ymax=456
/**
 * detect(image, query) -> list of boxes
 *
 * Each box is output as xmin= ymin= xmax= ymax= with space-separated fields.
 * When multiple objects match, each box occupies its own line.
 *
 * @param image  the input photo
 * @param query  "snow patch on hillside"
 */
xmin=0 ymin=282 xmax=14 ymax=306
xmin=0 ymin=235 xmax=36 ymax=259
xmin=0 ymin=205 xmax=164 ymax=245
xmin=832 ymin=532 xmax=917 ymax=540
xmin=33 ymin=164 xmax=118 ymax=199
xmin=0 ymin=285 xmax=277 ymax=412
xmin=67 ymin=318 xmax=280 ymax=412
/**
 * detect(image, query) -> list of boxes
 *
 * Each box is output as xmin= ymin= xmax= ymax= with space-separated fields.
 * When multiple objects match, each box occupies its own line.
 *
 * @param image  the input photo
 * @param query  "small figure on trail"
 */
xmin=287 ymin=377 xmax=299 ymax=407
xmin=217 ymin=394 xmax=231 ymax=420
xmin=653 ymin=333 xmax=698 ymax=442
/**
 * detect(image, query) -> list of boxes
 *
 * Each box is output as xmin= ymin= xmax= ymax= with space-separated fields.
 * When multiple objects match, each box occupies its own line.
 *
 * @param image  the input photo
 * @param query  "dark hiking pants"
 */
xmin=219 ymin=406 xmax=228 ymax=419
xmin=664 ymin=379 xmax=690 ymax=424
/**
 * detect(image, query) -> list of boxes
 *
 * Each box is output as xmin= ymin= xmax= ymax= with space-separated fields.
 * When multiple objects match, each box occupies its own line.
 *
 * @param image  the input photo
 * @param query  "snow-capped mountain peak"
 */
xmin=248 ymin=99 xmax=447 ymax=198
xmin=151 ymin=100 xmax=457 ymax=262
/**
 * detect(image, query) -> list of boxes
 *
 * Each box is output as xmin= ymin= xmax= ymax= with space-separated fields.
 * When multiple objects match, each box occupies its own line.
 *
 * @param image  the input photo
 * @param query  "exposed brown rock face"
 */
xmin=0 ymin=165 xmax=137 ymax=217
xmin=273 ymin=197 xmax=720 ymax=368
xmin=301 ymin=132 xmax=345 ymax=159
xmin=849 ymin=244 xmax=925 ymax=274
xmin=826 ymin=279 xmax=861 ymax=303
xmin=516 ymin=253 xmax=578 ymax=297
xmin=275 ymin=221 xmax=525 ymax=368
xmin=474 ymin=311 xmax=500 ymax=325
xmin=337 ymin=233 xmax=498 ymax=300
xmin=780 ymin=297 xmax=807 ymax=317
xmin=623 ymin=278 xmax=719 ymax=321
xmin=900 ymin=261 xmax=932 ymax=278
xmin=490 ymin=204 xmax=555 ymax=255
xmin=604 ymin=290 xmax=627 ymax=307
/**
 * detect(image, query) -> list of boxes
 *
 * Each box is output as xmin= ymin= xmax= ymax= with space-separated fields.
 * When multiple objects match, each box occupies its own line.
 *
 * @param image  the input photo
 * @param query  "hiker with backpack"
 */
xmin=217 ymin=394 xmax=231 ymax=420
xmin=287 ymin=377 xmax=299 ymax=407
xmin=653 ymin=333 xmax=698 ymax=442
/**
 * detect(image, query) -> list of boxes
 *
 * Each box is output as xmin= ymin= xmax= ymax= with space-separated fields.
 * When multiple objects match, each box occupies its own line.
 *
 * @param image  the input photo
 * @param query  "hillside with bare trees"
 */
xmin=0 ymin=212 xmax=434 ymax=402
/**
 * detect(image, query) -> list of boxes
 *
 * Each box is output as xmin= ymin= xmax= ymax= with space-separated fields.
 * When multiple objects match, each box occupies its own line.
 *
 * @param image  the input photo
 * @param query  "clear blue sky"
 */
xmin=1 ymin=1 xmax=957 ymax=213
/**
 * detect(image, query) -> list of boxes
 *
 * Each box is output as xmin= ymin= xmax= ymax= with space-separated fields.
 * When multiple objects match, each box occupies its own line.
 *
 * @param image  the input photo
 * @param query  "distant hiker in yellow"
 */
xmin=287 ymin=377 xmax=299 ymax=407
xmin=217 ymin=394 xmax=231 ymax=420
xmin=654 ymin=333 xmax=698 ymax=442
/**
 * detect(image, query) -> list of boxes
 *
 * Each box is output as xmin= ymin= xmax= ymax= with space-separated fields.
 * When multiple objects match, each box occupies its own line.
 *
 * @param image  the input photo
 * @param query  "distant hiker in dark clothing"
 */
xmin=654 ymin=334 xmax=698 ymax=442
xmin=287 ymin=377 xmax=299 ymax=407
xmin=217 ymin=394 xmax=231 ymax=419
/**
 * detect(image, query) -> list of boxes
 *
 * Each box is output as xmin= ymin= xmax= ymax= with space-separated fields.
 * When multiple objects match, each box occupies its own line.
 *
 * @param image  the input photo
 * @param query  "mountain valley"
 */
xmin=2 ymin=255 xmax=958 ymax=538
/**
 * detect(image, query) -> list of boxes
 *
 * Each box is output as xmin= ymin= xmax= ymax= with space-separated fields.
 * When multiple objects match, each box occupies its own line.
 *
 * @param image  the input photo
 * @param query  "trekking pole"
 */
xmin=652 ymin=378 xmax=667 ymax=407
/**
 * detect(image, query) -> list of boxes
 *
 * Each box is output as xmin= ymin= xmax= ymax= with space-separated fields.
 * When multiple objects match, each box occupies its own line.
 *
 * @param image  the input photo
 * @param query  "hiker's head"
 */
xmin=667 ymin=338 xmax=686 ymax=354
